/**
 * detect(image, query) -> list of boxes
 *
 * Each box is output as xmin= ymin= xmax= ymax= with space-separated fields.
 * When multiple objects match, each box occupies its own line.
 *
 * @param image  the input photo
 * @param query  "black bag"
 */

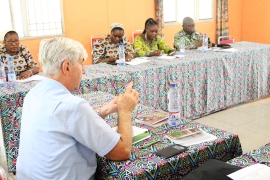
xmin=182 ymin=159 xmax=242 ymax=180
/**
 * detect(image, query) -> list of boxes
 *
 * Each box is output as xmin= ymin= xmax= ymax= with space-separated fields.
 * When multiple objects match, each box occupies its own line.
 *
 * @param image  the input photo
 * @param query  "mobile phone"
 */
xmin=107 ymin=61 xmax=117 ymax=65
xmin=156 ymin=144 xmax=187 ymax=159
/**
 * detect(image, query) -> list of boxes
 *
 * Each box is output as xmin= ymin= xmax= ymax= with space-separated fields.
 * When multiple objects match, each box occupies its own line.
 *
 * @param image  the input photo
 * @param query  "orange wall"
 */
xmin=241 ymin=0 xmax=270 ymax=43
xmin=163 ymin=0 xmax=217 ymax=46
xmin=228 ymin=0 xmax=242 ymax=42
xmin=20 ymin=0 xmax=155 ymax=67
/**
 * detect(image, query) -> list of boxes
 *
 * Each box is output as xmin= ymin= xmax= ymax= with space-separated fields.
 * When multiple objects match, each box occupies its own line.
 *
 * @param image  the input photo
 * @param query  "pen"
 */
xmin=141 ymin=140 xmax=159 ymax=148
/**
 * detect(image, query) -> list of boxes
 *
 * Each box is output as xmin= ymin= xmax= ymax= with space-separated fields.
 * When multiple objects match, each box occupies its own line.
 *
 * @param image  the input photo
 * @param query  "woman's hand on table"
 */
xmin=17 ymin=70 xmax=32 ymax=80
xmin=125 ymin=54 xmax=133 ymax=62
xmin=150 ymin=50 xmax=161 ymax=57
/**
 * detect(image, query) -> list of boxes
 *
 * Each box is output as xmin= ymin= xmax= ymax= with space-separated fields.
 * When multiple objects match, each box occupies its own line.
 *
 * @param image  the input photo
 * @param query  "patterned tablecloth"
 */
xmin=1 ymin=91 xmax=242 ymax=177
xmin=227 ymin=142 xmax=270 ymax=168
xmin=74 ymin=41 xmax=270 ymax=119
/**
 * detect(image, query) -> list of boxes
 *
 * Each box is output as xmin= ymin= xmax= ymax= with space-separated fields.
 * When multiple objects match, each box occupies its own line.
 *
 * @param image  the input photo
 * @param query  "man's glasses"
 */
xmin=5 ymin=40 xmax=19 ymax=45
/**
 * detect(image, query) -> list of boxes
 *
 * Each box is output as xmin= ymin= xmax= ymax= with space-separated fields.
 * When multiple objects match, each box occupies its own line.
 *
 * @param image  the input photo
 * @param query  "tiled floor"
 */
xmin=0 ymin=96 xmax=270 ymax=179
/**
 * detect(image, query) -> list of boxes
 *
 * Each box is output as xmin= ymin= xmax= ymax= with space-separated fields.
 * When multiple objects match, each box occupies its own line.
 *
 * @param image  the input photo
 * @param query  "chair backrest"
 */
xmin=218 ymin=35 xmax=234 ymax=44
xmin=90 ymin=34 xmax=106 ymax=64
xmin=132 ymin=30 xmax=143 ymax=42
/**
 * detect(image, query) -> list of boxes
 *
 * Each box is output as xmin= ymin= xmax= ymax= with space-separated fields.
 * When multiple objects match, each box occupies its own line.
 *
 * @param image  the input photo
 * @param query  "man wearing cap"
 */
xmin=92 ymin=23 xmax=135 ymax=64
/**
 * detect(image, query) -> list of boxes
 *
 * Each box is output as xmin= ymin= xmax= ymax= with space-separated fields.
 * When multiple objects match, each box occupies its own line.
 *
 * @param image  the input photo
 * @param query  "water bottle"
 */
xmin=0 ymin=62 xmax=7 ymax=88
xmin=7 ymin=56 xmax=17 ymax=87
xmin=179 ymin=33 xmax=185 ymax=55
xmin=118 ymin=42 xmax=126 ymax=66
xmin=202 ymin=34 xmax=208 ymax=52
xmin=167 ymin=82 xmax=180 ymax=126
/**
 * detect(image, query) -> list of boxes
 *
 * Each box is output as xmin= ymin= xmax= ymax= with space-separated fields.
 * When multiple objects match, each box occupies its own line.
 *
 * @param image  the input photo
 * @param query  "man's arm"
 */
xmin=105 ymin=82 xmax=139 ymax=160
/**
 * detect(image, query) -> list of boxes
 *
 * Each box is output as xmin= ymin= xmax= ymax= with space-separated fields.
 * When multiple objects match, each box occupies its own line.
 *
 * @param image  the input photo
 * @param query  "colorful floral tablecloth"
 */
xmin=227 ymin=142 xmax=270 ymax=168
xmin=1 ymin=91 xmax=242 ymax=177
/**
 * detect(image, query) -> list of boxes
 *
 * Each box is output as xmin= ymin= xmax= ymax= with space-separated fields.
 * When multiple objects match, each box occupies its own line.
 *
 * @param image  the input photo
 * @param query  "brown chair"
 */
xmin=132 ymin=30 xmax=143 ymax=42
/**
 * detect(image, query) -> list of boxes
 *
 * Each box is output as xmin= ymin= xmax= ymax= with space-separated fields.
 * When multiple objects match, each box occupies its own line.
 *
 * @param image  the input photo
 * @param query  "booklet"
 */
xmin=135 ymin=109 xmax=169 ymax=127
xmin=112 ymin=126 xmax=151 ymax=144
xmin=166 ymin=129 xmax=217 ymax=146
xmin=166 ymin=127 xmax=202 ymax=140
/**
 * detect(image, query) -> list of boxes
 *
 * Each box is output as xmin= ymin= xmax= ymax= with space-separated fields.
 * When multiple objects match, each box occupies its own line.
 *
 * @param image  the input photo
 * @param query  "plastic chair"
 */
xmin=218 ymin=35 xmax=234 ymax=44
xmin=132 ymin=30 xmax=143 ymax=42
xmin=90 ymin=34 xmax=106 ymax=64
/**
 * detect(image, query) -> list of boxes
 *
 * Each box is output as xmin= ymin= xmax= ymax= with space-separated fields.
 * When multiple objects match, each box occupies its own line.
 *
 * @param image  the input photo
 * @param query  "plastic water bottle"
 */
xmin=202 ymin=34 xmax=208 ymax=52
xmin=0 ymin=62 xmax=7 ymax=88
xmin=167 ymin=82 xmax=180 ymax=126
xmin=118 ymin=42 xmax=126 ymax=66
xmin=179 ymin=33 xmax=185 ymax=55
xmin=7 ymin=56 xmax=16 ymax=87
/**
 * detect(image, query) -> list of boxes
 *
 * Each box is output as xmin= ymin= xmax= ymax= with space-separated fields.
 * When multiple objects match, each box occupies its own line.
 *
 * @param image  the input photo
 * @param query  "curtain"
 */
xmin=216 ymin=0 xmax=229 ymax=43
xmin=155 ymin=0 xmax=164 ymax=38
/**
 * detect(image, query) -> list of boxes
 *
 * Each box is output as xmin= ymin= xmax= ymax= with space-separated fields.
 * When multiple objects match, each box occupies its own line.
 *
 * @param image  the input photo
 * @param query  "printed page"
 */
xmin=227 ymin=164 xmax=270 ymax=180
xmin=16 ymin=74 xmax=45 ymax=83
xmin=125 ymin=58 xmax=150 ymax=65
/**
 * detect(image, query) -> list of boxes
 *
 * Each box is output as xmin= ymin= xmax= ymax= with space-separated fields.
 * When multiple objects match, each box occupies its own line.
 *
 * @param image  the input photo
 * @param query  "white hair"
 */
xmin=38 ymin=37 xmax=88 ymax=75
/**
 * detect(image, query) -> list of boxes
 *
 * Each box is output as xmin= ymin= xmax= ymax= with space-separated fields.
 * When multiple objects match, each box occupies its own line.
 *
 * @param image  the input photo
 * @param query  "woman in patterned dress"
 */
xmin=0 ymin=30 xmax=39 ymax=80
xmin=133 ymin=18 xmax=175 ymax=57
xmin=92 ymin=23 xmax=136 ymax=64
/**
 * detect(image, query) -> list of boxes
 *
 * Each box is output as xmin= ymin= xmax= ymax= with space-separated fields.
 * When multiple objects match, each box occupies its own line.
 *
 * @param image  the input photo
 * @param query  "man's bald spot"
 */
xmin=183 ymin=17 xmax=194 ymax=25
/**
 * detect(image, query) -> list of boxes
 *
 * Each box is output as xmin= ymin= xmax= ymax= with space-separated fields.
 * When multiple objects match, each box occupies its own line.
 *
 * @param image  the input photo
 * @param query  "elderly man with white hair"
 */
xmin=16 ymin=37 xmax=139 ymax=180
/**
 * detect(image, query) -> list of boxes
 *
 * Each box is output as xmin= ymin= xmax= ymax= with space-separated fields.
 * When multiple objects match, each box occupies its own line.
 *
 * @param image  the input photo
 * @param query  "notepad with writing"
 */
xmin=112 ymin=126 xmax=150 ymax=144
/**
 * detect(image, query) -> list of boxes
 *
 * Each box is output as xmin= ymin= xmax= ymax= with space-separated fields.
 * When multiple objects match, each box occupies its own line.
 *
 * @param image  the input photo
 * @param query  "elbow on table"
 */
xmin=106 ymin=147 xmax=131 ymax=161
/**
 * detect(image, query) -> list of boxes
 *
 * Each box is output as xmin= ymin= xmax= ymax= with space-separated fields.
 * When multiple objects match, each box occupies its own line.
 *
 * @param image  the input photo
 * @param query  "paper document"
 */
xmin=156 ymin=55 xmax=175 ymax=60
xmin=16 ymin=74 xmax=45 ymax=83
xmin=112 ymin=126 xmax=150 ymax=144
xmin=213 ymin=48 xmax=238 ymax=52
xmin=166 ymin=130 xmax=216 ymax=146
xmin=227 ymin=164 xmax=270 ymax=180
xmin=125 ymin=58 xmax=150 ymax=65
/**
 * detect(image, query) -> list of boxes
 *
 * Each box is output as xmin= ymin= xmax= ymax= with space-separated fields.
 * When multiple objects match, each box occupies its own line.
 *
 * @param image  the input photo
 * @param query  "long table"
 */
xmin=1 ymin=91 xmax=242 ymax=177
xmin=227 ymin=142 xmax=270 ymax=168
xmin=0 ymin=41 xmax=269 ymax=172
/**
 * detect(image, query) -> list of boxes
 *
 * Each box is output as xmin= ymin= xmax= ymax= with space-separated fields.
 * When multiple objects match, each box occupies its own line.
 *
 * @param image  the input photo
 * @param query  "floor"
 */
xmin=0 ymin=96 xmax=270 ymax=179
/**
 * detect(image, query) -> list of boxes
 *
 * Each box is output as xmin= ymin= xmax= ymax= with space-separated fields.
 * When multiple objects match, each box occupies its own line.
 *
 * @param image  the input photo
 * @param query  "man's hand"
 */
xmin=116 ymin=82 xmax=139 ymax=113
xmin=195 ymin=40 xmax=203 ymax=49
xmin=98 ymin=97 xmax=118 ymax=118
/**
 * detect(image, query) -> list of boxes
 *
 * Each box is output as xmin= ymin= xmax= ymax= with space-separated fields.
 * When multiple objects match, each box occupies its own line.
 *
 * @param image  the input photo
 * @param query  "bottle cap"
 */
xmin=170 ymin=83 xmax=176 ymax=88
xmin=8 ymin=56 xmax=12 ymax=61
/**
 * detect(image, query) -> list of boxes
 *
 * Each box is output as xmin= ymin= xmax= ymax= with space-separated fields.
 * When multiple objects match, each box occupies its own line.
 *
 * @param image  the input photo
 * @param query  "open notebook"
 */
xmin=112 ymin=126 xmax=150 ymax=144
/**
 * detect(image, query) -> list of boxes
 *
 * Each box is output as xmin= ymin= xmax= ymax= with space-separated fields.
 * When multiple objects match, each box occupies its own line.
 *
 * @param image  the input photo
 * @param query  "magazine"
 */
xmin=135 ymin=109 xmax=169 ymax=127
xmin=166 ymin=127 xmax=202 ymax=140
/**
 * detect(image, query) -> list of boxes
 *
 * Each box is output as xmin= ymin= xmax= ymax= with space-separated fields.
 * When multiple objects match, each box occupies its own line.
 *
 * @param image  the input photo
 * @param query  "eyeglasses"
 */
xmin=185 ymin=24 xmax=195 ymax=28
xmin=5 ymin=40 xmax=19 ymax=45
xmin=111 ymin=34 xmax=123 ymax=40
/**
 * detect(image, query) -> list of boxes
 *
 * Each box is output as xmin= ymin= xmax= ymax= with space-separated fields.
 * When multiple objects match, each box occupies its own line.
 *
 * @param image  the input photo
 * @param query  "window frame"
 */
xmin=163 ymin=0 xmax=214 ymax=25
xmin=5 ymin=0 xmax=65 ymax=40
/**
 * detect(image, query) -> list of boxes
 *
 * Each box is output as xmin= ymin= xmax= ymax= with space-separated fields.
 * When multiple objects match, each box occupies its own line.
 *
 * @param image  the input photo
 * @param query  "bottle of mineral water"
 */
xmin=0 ymin=62 xmax=7 ymax=88
xmin=7 ymin=56 xmax=17 ymax=87
xmin=118 ymin=42 xmax=126 ymax=66
xmin=167 ymin=82 xmax=180 ymax=126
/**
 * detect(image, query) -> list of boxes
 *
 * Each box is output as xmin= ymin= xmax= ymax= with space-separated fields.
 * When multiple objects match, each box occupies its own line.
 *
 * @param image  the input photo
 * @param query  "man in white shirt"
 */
xmin=16 ymin=37 xmax=139 ymax=180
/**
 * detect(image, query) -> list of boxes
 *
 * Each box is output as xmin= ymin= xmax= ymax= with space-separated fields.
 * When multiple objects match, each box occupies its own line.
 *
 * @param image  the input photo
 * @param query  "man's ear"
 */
xmin=61 ymin=60 xmax=71 ymax=75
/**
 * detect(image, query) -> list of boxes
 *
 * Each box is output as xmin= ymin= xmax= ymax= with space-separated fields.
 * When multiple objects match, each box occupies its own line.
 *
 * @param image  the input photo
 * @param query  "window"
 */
xmin=1 ymin=0 xmax=64 ymax=38
xmin=164 ymin=0 xmax=213 ymax=23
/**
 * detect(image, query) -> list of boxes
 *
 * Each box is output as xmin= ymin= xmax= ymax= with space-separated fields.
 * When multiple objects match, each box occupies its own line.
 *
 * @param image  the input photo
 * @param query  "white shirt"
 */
xmin=17 ymin=78 xmax=120 ymax=180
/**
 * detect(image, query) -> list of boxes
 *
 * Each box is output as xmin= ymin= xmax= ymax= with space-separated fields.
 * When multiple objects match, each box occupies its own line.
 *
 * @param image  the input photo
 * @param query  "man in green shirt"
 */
xmin=174 ymin=17 xmax=203 ymax=50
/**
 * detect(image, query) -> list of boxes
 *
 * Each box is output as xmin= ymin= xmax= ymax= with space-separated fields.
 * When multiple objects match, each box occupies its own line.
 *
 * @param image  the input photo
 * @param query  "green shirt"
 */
xmin=133 ymin=34 xmax=173 ymax=57
xmin=174 ymin=29 xmax=203 ymax=50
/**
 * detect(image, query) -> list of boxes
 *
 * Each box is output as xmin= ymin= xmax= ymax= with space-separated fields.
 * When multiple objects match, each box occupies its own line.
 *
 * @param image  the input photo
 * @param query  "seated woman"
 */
xmin=0 ymin=30 xmax=39 ymax=80
xmin=92 ymin=23 xmax=135 ymax=64
xmin=133 ymin=18 xmax=175 ymax=57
